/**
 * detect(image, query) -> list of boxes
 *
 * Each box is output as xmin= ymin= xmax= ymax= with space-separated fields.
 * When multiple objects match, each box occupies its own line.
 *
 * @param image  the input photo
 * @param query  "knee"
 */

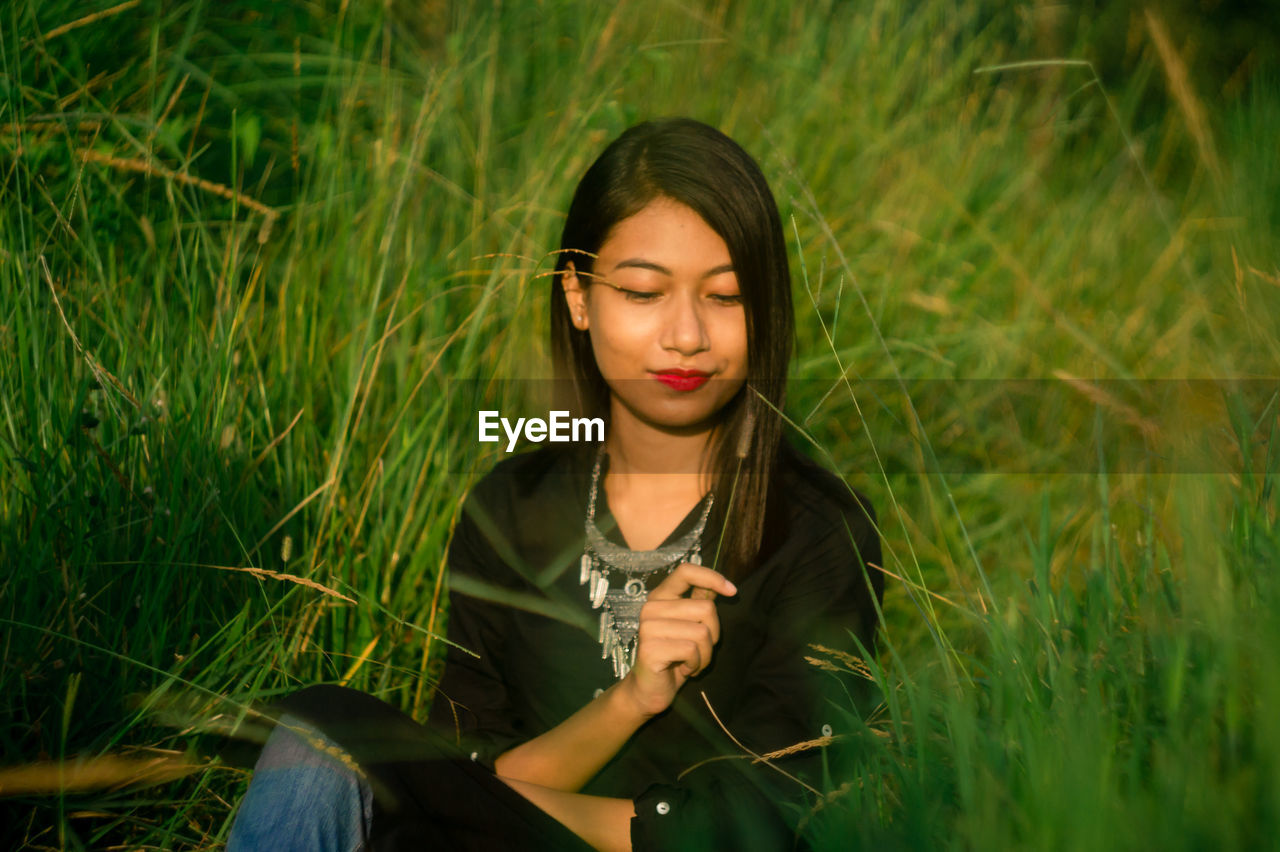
xmin=257 ymin=714 xmax=347 ymax=770
xmin=229 ymin=723 xmax=374 ymax=852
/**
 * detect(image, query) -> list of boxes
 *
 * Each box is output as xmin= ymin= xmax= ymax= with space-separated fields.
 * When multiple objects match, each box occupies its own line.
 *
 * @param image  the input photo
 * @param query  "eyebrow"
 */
xmin=609 ymin=258 xmax=735 ymax=279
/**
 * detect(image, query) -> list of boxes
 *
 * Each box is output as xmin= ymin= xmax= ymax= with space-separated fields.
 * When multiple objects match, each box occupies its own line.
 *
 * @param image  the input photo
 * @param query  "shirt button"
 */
xmin=821 ymin=724 xmax=833 ymax=737
xmin=655 ymin=801 xmax=671 ymax=815
xmin=470 ymin=751 xmax=479 ymax=762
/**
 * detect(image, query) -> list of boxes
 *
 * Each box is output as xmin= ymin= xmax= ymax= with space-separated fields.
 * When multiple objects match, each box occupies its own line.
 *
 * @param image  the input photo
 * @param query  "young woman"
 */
xmin=227 ymin=117 xmax=882 ymax=852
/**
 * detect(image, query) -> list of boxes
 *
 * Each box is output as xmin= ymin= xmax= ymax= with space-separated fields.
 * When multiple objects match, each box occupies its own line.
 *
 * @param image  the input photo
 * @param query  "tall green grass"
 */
xmin=2 ymin=0 xmax=1277 ymax=848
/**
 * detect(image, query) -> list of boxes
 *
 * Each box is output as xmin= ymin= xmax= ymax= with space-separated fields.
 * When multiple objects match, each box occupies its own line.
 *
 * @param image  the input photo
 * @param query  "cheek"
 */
xmin=715 ymin=315 xmax=749 ymax=368
xmin=589 ymin=306 xmax=653 ymax=356
xmin=586 ymin=321 xmax=634 ymax=371
xmin=586 ymin=331 xmax=613 ymax=371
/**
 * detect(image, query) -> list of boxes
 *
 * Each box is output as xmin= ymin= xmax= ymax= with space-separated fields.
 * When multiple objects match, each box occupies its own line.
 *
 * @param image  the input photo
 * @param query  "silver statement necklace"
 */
xmin=580 ymin=445 xmax=714 ymax=679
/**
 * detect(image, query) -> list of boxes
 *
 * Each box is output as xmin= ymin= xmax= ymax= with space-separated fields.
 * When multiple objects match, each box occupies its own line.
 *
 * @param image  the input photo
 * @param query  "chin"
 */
xmin=607 ymin=377 xmax=746 ymax=433
xmin=618 ymin=397 xmax=729 ymax=434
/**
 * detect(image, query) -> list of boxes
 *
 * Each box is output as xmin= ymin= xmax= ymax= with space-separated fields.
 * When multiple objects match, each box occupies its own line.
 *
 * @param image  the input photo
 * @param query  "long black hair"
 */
xmin=549 ymin=117 xmax=794 ymax=582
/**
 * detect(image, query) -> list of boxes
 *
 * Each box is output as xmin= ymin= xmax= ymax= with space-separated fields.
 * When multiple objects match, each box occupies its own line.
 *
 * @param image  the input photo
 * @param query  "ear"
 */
xmin=562 ymin=262 xmax=589 ymax=331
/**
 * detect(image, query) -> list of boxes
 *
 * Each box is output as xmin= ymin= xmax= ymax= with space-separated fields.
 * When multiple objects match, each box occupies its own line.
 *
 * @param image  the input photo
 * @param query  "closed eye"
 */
xmin=709 ymin=293 xmax=743 ymax=305
xmin=619 ymin=288 xmax=660 ymax=303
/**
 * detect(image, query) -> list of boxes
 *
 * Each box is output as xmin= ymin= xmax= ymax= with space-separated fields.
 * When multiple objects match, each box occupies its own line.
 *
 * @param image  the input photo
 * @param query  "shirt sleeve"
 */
xmin=729 ymin=493 xmax=882 ymax=754
xmin=426 ymin=494 xmax=527 ymax=771
xmin=630 ymin=494 xmax=883 ymax=852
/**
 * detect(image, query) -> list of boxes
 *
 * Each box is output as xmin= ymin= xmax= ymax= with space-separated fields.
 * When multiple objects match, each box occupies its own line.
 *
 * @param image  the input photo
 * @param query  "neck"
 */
xmin=604 ymin=403 xmax=716 ymax=492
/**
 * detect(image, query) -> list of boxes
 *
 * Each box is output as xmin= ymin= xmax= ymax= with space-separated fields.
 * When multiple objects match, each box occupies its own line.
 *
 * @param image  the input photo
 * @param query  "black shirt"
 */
xmin=427 ymin=441 xmax=882 ymax=850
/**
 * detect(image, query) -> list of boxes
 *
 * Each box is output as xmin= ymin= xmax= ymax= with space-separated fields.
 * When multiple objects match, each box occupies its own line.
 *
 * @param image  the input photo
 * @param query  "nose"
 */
xmin=660 ymin=290 xmax=709 ymax=356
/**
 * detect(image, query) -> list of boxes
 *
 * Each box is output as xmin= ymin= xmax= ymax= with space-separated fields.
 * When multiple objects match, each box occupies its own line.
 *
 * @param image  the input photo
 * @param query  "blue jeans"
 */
xmin=227 ymin=714 xmax=374 ymax=852
xmin=223 ymin=685 xmax=592 ymax=851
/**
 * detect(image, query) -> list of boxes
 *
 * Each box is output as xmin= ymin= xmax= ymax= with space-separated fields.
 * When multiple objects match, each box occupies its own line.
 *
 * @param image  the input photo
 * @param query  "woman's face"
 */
xmin=563 ymin=197 xmax=748 ymax=434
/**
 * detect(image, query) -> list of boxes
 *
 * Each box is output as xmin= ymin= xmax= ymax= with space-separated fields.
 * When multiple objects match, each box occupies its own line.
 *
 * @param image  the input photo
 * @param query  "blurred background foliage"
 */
xmin=2 ymin=0 xmax=1278 ymax=848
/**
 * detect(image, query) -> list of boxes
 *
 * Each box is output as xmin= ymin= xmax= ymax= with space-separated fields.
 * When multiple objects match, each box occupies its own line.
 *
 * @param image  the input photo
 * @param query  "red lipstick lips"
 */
xmin=653 ymin=369 xmax=710 ymax=392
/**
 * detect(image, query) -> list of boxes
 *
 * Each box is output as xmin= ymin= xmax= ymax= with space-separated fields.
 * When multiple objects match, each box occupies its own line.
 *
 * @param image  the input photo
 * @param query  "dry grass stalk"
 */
xmin=697 ymin=692 xmax=820 ymax=796
xmin=78 ymin=149 xmax=279 ymax=236
xmin=247 ymin=477 xmax=336 ymax=559
xmin=291 ymin=596 xmax=328 ymax=660
xmin=209 ymin=563 xmax=355 ymax=604
xmin=1144 ymin=9 xmax=1223 ymax=186
xmin=414 ymin=502 xmax=463 ymax=714
xmin=758 ymin=736 xmax=835 ymax=760
xmin=339 ymin=635 xmax=381 ymax=686
xmin=57 ymin=68 xmax=130 ymax=112
xmin=39 ymin=256 xmax=142 ymax=411
xmin=796 ymin=780 xmax=856 ymax=835
xmin=1 ymin=120 xmax=103 ymax=136
xmin=148 ymin=73 xmax=191 ymax=150
xmin=1250 ymin=265 xmax=1280 ymax=287
xmin=805 ymin=655 xmax=843 ymax=673
xmin=808 ymin=642 xmax=874 ymax=680
xmin=865 ymin=560 xmax=969 ymax=613
xmin=0 ymin=753 xmax=198 ymax=796
xmin=42 ymin=0 xmax=141 ymax=42
xmin=1052 ymin=370 xmax=1160 ymax=442
xmin=238 ymin=408 xmax=307 ymax=492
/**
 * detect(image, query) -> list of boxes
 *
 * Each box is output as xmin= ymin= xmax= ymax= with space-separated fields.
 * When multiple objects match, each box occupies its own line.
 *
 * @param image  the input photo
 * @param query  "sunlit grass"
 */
xmin=2 ymin=0 xmax=1277 ymax=848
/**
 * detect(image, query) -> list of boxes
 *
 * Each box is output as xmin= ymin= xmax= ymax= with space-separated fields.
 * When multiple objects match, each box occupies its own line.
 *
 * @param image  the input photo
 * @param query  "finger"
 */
xmin=638 ymin=618 xmax=715 ymax=675
xmin=635 ymin=635 xmax=703 ymax=678
xmin=640 ymin=599 xmax=720 ymax=645
xmin=649 ymin=563 xmax=737 ymax=601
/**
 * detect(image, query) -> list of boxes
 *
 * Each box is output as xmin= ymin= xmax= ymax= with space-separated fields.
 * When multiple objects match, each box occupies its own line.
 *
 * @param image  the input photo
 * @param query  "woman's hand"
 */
xmin=621 ymin=563 xmax=738 ymax=718
xmin=493 ymin=565 xmax=733 ymax=791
